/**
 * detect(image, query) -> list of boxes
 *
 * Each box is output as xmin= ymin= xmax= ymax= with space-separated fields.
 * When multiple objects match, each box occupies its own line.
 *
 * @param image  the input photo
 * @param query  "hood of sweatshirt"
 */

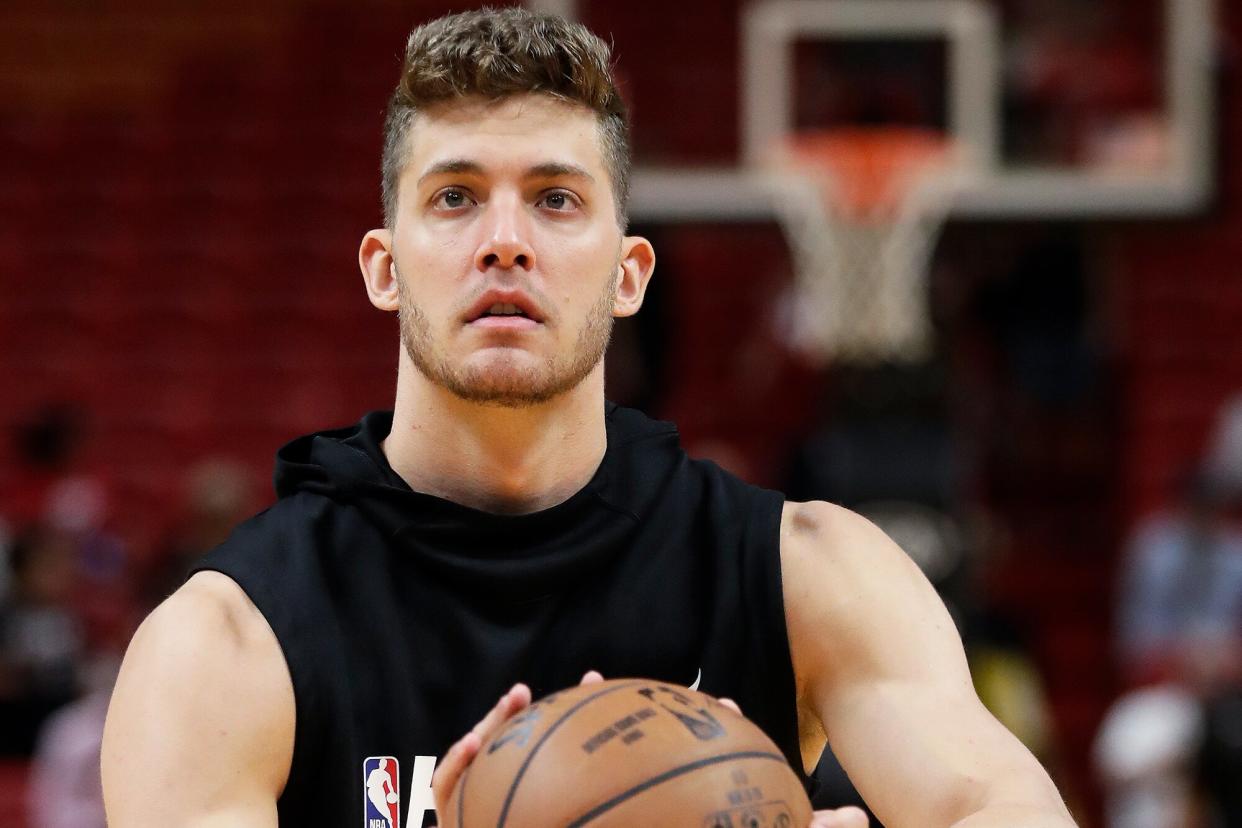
xmin=271 ymin=403 xmax=687 ymax=596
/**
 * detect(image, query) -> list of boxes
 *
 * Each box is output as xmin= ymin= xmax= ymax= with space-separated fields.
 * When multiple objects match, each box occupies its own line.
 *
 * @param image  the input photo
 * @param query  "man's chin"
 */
xmin=438 ymin=362 xmax=571 ymax=408
xmin=405 ymin=342 xmax=603 ymax=409
xmin=446 ymin=379 xmax=566 ymax=409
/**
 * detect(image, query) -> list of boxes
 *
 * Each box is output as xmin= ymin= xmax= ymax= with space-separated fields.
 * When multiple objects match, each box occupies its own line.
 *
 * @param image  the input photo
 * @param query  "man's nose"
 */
xmin=475 ymin=192 xmax=536 ymax=273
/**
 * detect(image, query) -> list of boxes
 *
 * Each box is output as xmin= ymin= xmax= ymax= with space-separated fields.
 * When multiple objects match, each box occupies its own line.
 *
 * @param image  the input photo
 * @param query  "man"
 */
xmin=101 ymin=8 xmax=1076 ymax=828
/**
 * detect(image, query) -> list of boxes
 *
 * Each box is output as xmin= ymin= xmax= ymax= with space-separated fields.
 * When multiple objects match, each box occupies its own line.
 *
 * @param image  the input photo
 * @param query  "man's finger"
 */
xmin=432 ymin=684 xmax=531 ymax=817
xmin=810 ymin=806 xmax=869 ymax=828
xmin=469 ymin=683 xmax=531 ymax=741
xmin=717 ymin=697 xmax=742 ymax=715
xmin=580 ymin=670 xmax=604 ymax=685
xmin=430 ymin=730 xmax=480 ymax=814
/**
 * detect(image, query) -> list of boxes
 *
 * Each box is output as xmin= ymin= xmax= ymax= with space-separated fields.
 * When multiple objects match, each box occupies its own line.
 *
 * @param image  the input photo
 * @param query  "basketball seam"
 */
xmin=495 ymin=681 xmax=645 ymax=828
xmin=563 ymin=750 xmax=791 ymax=827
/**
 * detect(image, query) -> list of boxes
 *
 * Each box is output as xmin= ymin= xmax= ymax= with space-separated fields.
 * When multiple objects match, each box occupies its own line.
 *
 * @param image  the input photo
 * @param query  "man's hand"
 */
xmin=431 ymin=670 xmax=869 ymax=828
xmin=430 ymin=682 xmax=533 ymax=825
xmin=431 ymin=671 xmax=602 ymax=826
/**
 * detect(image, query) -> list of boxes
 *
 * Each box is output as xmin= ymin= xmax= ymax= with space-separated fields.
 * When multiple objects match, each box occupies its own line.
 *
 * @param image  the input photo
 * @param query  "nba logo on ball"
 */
xmin=363 ymin=756 xmax=401 ymax=828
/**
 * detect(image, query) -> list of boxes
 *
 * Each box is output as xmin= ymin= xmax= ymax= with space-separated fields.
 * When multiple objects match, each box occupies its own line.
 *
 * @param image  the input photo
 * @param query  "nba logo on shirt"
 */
xmin=363 ymin=756 xmax=401 ymax=828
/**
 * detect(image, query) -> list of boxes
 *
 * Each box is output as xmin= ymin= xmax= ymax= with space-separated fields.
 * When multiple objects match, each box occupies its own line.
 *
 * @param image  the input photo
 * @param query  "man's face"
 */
xmin=388 ymin=94 xmax=625 ymax=408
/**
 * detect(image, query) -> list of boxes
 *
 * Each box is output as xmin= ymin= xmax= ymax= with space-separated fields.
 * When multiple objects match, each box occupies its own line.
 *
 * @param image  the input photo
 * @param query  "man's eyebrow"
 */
xmin=416 ymin=159 xmax=595 ymax=186
xmin=526 ymin=162 xmax=594 ymax=182
xmin=417 ymin=159 xmax=486 ymax=186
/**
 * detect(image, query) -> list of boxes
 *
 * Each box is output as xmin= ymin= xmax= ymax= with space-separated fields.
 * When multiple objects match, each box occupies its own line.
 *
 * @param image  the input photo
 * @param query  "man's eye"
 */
xmin=434 ymin=189 xmax=472 ymax=209
xmin=539 ymin=191 xmax=577 ymax=211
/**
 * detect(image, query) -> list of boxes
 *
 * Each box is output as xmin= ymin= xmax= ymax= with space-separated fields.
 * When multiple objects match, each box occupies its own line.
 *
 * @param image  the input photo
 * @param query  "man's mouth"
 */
xmin=470 ymin=303 xmax=540 ymax=330
xmin=480 ymin=302 xmax=528 ymax=318
xmin=465 ymin=292 xmax=545 ymax=329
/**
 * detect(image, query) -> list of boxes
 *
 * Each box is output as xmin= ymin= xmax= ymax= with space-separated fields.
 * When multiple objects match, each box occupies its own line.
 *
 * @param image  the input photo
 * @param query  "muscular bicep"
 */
xmin=102 ymin=572 xmax=295 ymax=828
xmin=783 ymin=501 xmax=1068 ymax=828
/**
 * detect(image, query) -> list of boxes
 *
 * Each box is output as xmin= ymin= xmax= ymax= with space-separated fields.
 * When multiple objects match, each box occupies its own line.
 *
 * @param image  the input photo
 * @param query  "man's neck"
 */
xmin=382 ymin=362 xmax=608 ymax=515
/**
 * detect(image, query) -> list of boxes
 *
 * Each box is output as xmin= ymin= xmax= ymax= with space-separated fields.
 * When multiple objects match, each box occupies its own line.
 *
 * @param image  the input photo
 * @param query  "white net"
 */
xmin=766 ymin=128 xmax=966 ymax=364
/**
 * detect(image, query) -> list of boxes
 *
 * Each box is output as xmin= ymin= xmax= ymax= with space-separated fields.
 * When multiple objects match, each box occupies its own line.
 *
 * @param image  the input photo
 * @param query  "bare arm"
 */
xmin=102 ymin=571 xmax=295 ymax=827
xmin=782 ymin=501 xmax=1076 ymax=828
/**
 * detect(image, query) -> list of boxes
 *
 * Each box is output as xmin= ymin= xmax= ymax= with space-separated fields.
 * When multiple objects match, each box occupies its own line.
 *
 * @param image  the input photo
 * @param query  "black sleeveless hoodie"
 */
xmin=192 ymin=403 xmax=804 ymax=827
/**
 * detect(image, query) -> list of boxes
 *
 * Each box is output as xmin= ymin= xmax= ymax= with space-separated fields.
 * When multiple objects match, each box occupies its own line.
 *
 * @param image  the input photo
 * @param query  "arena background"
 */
xmin=2 ymin=1 xmax=1241 ymax=826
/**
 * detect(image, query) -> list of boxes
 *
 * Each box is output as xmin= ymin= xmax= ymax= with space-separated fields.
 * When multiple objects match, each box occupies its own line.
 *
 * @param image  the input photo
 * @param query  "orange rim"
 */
xmin=779 ymin=127 xmax=953 ymax=219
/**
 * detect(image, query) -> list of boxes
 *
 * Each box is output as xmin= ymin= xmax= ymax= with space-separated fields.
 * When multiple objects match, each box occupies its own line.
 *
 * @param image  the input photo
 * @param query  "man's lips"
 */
xmin=467 ymin=315 xmax=541 ymax=331
xmin=465 ymin=289 xmax=545 ymax=324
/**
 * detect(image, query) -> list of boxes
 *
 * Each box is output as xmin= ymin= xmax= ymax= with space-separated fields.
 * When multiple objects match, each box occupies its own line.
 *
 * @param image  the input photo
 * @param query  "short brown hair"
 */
xmin=381 ymin=7 xmax=630 ymax=229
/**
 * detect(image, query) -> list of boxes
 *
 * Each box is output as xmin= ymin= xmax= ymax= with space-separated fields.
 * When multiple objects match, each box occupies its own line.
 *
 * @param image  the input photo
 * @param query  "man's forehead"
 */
xmin=404 ymin=94 xmax=606 ymax=179
xmin=420 ymin=91 xmax=590 ymax=125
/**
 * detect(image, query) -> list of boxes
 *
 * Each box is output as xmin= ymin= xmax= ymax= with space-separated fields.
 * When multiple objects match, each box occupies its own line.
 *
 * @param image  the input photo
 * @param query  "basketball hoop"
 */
xmin=764 ymin=126 xmax=968 ymax=364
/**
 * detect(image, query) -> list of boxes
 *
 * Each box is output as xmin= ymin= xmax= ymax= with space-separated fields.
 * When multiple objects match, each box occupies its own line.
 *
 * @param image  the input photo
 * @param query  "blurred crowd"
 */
xmin=1096 ymin=397 xmax=1242 ymax=828
xmin=0 ymin=404 xmax=258 ymax=827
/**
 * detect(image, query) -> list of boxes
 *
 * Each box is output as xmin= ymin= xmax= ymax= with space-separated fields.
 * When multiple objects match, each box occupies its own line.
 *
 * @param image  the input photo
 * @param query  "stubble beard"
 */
xmin=397 ymin=272 xmax=617 ymax=409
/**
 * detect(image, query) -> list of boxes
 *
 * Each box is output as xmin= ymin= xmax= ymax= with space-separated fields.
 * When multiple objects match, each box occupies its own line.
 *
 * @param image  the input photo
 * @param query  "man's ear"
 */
xmin=613 ymin=235 xmax=656 ymax=318
xmin=359 ymin=229 xmax=400 ymax=312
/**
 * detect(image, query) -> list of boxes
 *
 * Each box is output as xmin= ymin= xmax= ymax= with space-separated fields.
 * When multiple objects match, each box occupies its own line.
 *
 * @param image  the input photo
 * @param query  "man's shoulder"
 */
xmin=110 ymin=571 xmax=289 ymax=731
xmin=779 ymin=499 xmax=886 ymax=559
xmin=154 ymin=570 xmax=273 ymax=656
xmin=777 ymin=499 xmax=921 ymax=616
xmin=235 ymin=488 xmax=340 ymax=532
xmin=103 ymin=571 xmax=295 ymax=819
xmin=207 ymin=488 xmax=354 ymax=561
xmin=189 ymin=489 xmax=370 ymax=620
xmin=778 ymin=500 xmax=968 ymax=691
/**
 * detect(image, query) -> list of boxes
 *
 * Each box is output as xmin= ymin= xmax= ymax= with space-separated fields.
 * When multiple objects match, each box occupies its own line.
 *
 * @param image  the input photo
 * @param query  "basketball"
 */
xmin=446 ymin=678 xmax=813 ymax=828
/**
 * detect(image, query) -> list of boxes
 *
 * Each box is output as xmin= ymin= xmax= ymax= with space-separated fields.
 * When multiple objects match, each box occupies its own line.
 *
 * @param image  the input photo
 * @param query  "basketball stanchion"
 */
xmin=763 ymin=126 xmax=974 ymax=365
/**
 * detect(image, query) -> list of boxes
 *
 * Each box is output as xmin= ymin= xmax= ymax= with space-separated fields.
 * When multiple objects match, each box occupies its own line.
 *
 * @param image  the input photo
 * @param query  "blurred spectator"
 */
xmin=1099 ymin=459 xmax=1242 ymax=828
xmin=2 ymin=403 xmax=131 ymax=651
xmin=0 ymin=525 xmax=85 ymax=756
xmin=1007 ymin=0 xmax=1160 ymax=167
xmin=1205 ymin=393 xmax=1242 ymax=499
xmin=4 ymin=405 xmax=94 ymax=529
xmin=139 ymin=458 xmax=256 ymax=610
xmin=1094 ymin=685 xmax=1204 ymax=828
xmin=26 ymin=653 xmax=117 ymax=828
xmin=1115 ymin=468 xmax=1242 ymax=684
